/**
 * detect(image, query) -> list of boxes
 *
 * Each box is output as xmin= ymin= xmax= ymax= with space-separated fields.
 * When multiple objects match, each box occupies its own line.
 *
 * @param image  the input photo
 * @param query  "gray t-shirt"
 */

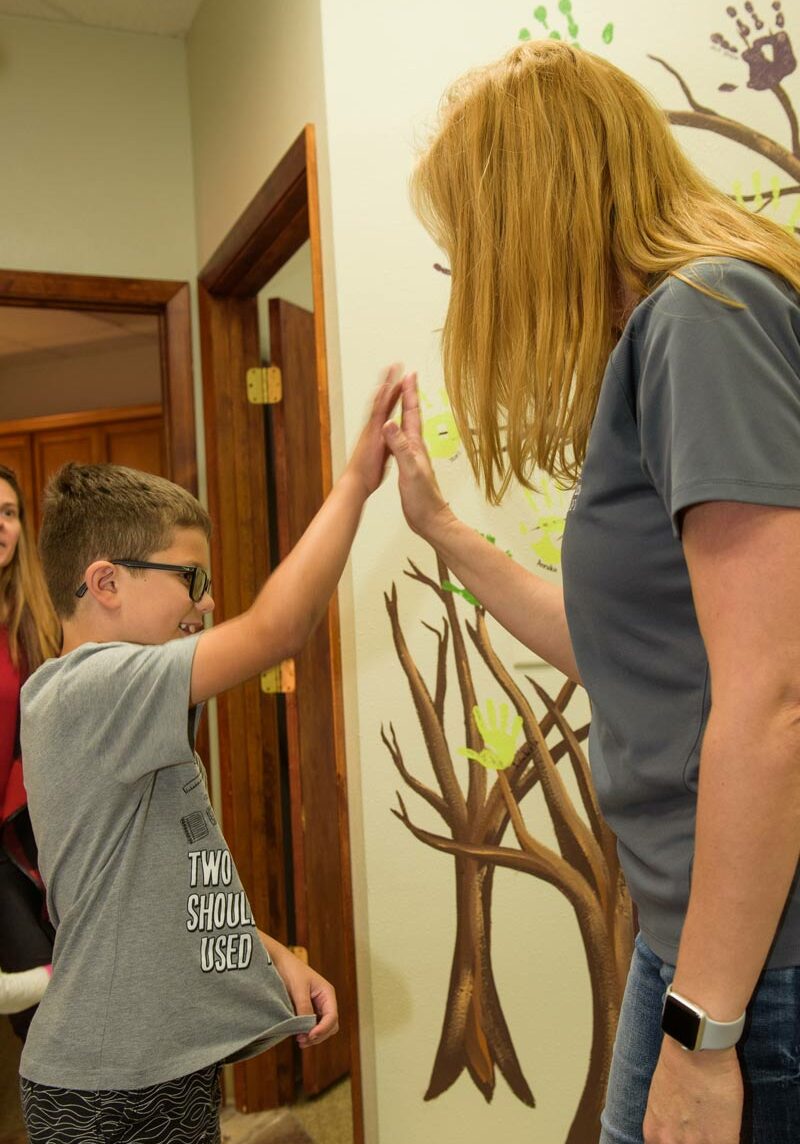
xmin=562 ymin=257 xmax=800 ymax=967
xmin=19 ymin=636 xmax=314 ymax=1091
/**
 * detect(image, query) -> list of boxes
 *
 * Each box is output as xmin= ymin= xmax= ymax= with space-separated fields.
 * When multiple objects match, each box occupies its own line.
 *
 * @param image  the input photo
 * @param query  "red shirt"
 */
xmin=0 ymin=626 xmax=24 ymax=822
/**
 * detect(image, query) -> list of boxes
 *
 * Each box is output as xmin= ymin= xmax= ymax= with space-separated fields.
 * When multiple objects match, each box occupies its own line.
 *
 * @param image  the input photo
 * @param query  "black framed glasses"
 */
xmin=75 ymin=560 xmax=212 ymax=603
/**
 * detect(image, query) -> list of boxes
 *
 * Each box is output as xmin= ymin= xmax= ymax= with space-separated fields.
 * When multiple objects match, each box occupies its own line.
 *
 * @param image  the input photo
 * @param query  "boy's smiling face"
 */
xmin=115 ymin=527 xmax=214 ymax=646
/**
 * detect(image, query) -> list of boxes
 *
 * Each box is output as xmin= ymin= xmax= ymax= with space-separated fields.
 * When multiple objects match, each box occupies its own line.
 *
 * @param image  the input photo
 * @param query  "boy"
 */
xmin=17 ymin=367 xmax=404 ymax=1143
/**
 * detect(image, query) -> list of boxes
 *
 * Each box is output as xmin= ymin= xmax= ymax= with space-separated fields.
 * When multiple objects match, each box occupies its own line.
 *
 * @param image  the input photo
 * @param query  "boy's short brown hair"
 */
xmin=40 ymin=463 xmax=212 ymax=619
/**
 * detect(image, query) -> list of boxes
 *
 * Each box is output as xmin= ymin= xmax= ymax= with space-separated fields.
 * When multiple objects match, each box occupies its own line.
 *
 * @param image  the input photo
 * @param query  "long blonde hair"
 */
xmin=411 ymin=40 xmax=800 ymax=498
xmin=0 ymin=466 xmax=60 ymax=673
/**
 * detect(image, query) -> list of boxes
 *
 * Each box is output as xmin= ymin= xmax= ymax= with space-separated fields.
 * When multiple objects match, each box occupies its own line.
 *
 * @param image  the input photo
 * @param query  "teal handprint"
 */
xmin=458 ymin=700 xmax=523 ymax=771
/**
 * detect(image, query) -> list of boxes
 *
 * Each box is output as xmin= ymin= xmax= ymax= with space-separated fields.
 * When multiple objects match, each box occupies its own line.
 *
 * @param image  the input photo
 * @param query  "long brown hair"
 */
xmin=411 ymin=40 xmax=800 ymax=498
xmin=0 ymin=466 xmax=60 ymax=673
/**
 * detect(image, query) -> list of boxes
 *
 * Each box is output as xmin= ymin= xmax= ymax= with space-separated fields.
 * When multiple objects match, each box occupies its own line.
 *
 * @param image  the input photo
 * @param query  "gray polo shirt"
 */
xmin=562 ymin=257 xmax=800 ymax=967
xmin=19 ymin=636 xmax=314 ymax=1091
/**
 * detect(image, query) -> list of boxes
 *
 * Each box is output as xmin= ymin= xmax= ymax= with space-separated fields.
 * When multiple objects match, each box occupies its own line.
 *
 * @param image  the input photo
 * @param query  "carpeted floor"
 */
xmin=221 ymin=1079 xmax=353 ymax=1144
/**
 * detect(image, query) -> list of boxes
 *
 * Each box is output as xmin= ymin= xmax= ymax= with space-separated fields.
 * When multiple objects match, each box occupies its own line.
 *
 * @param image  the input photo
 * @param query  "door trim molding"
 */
xmin=0 ymin=270 xmax=197 ymax=494
xmin=198 ymin=125 xmax=362 ymax=1136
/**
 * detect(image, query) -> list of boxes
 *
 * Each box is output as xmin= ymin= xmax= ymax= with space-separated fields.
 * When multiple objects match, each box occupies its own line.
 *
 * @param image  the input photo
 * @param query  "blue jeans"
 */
xmin=600 ymin=933 xmax=800 ymax=1144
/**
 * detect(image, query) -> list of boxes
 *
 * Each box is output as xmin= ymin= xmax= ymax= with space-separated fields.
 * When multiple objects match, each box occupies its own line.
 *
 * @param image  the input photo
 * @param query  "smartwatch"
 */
xmin=661 ymin=985 xmax=745 ymax=1051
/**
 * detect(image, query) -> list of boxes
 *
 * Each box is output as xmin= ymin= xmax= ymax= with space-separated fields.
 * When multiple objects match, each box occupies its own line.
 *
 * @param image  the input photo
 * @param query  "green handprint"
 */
xmin=458 ymin=699 xmax=523 ymax=771
xmin=441 ymin=535 xmax=512 ymax=608
xmin=518 ymin=3 xmax=613 ymax=47
xmin=441 ymin=579 xmax=480 ymax=607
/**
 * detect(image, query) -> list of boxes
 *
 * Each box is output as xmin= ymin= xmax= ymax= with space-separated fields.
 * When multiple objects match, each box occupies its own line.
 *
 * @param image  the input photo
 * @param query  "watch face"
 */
xmin=661 ymin=994 xmax=702 ymax=1050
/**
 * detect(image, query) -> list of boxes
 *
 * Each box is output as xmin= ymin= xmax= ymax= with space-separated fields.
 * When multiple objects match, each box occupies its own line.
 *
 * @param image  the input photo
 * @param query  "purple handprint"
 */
xmin=742 ymin=31 xmax=796 ymax=89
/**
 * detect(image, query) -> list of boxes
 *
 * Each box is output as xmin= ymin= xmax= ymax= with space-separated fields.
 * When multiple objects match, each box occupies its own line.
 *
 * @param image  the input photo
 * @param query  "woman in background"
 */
xmin=384 ymin=40 xmax=800 ymax=1144
xmin=0 ymin=463 xmax=60 ymax=1040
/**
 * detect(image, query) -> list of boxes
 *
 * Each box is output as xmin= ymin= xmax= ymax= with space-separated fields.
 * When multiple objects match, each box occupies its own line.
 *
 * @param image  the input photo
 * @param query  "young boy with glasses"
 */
xmin=17 ymin=367 xmax=404 ymax=1143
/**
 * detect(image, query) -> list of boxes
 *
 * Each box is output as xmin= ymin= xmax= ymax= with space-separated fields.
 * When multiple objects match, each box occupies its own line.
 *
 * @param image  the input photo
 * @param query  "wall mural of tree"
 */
xmin=382 ymin=6 xmax=799 ymax=1142
xmin=382 ymin=555 xmax=634 ymax=1144
xmin=651 ymin=2 xmax=800 ymax=232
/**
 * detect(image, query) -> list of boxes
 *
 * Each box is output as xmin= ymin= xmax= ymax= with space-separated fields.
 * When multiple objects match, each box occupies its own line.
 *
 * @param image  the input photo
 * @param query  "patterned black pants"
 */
xmin=20 ymin=1064 xmax=221 ymax=1143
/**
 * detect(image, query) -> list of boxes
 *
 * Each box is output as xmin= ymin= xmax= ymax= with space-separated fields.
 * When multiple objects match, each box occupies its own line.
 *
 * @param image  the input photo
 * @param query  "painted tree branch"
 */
xmin=385 ymin=582 xmax=467 ymax=834
xmin=381 ymin=723 xmax=449 ymax=820
xmin=649 ymin=54 xmax=800 ymax=182
xmin=467 ymin=611 xmax=610 ymax=909
xmin=420 ymin=619 xmax=449 ymax=723
xmin=774 ymin=84 xmax=800 ymax=159
xmin=527 ymin=676 xmax=617 ymax=875
xmin=648 ymin=54 xmax=718 ymax=116
xmin=384 ymin=560 xmax=633 ymax=1143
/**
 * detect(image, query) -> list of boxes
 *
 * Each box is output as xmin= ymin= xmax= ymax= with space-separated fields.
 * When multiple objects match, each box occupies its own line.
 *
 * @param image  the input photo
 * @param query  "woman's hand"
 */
xmin=643 ymin=1038 xmax=742 ymax=1143
xmin=382 ymin=371 xmax=453 ymax=538
xmin=345 ymin=363 xmax=406 ymax=497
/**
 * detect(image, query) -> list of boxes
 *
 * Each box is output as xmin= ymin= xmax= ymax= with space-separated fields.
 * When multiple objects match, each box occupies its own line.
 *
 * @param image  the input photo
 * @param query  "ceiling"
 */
xmin=0 ymin=0 xmax=204 ymax=37
xmin=0 ymin=307 xmax=158 ymax=361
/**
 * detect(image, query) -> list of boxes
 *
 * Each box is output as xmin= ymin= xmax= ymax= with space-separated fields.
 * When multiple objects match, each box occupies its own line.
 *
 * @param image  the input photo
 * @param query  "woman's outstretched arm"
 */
xmin=383 ymin=373 xmax=580 ymax=683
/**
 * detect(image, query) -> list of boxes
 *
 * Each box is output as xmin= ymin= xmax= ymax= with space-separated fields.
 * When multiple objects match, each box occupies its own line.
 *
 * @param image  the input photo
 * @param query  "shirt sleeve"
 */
xmin=87 ymin=635 xmax=202 ymax=785
xmin=635 ymin=261 xmax=800 ymax=536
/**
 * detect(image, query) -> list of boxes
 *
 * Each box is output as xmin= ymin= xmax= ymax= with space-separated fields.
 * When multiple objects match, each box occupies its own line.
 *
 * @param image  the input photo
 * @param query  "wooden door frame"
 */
xmin=198 ymin=126 xmax=363 ymax=1138
xmin=0 ymin=270 xmax=197 ymax=495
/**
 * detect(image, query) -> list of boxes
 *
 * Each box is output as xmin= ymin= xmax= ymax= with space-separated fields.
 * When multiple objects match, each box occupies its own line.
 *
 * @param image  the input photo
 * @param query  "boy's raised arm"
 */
xmin=190 ymin=366 xmax=405 ymax=705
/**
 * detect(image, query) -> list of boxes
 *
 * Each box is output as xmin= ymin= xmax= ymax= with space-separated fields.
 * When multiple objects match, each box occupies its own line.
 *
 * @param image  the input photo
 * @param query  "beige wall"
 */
xmin=0 ymin=13 xmax=205 ymax=488
xmin=186 ymin=0 xmax=327 ymax=268
xmin=317 ymin=1 xmax=799 ymax=1141
xmin=0 ymin=13 xmax=201 ymax=1128
xmin=3 ymin=4 xmax=796 ymax=1142
xmin=0 ymin=15 xmax=197 ymax=282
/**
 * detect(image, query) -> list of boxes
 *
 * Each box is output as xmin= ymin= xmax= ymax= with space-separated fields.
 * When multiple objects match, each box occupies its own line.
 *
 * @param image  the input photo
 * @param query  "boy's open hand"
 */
xmin=346 ymin=363 xmax=406 ymax=497
xmin=382 ymin=372 xmax=451 ymax=538
xmin=260 ymin=933 xmax=339 ymax=1048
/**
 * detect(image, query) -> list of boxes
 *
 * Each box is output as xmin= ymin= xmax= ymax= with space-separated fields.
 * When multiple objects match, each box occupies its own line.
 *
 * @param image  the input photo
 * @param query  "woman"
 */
xmin=383 ymin=41 xmax=800 ymax=1144
xmin=0 ymin=464 xmax=60 ymax=1039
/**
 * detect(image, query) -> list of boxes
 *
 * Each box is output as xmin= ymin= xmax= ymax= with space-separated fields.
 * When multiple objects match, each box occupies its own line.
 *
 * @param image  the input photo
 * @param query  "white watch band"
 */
xmin=663 ymin=984 xmax=746 ymax=1051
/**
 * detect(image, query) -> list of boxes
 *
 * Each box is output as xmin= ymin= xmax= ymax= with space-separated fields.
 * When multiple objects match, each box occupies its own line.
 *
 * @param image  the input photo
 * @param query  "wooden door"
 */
xmin=105 ymin=417 xmax=166 ymax=473
xmin=0 ymin=407 xmax=166 ymax=531
xmin=199 ymin=128 xmax=364 ymax=1136
xmin=268 ymin=297 xmax=352 ymax=1095
xmin=34 ymin=427 xmax=104 ymax=528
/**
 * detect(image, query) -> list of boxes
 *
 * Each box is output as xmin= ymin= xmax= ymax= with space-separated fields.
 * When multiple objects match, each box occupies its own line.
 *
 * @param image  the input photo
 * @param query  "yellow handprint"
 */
xmin=519 ymin=479 xmax=568 ymax=571
xmin=420 ymin=387 xmax=461 ymax=461
xmin=458 ymin=699 xmax=523 ymax=771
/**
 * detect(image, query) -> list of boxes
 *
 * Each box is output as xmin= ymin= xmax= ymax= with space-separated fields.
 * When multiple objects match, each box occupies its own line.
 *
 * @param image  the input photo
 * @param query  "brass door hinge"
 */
xmin=246 ymin=365 xmax=282 ymax=404
xmin=259 ymin=659 xmax=296 ymax=694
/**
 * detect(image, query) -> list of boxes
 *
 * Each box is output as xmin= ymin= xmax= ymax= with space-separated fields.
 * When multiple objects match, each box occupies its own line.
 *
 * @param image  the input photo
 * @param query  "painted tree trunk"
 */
xmin=425 ymin=854 xmax=534 ymax=1106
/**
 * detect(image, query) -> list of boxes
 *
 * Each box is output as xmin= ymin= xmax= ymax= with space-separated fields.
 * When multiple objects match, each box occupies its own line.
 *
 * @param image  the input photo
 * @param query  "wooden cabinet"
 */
xmin=0 ymin=404 xmax=164 ymax=530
